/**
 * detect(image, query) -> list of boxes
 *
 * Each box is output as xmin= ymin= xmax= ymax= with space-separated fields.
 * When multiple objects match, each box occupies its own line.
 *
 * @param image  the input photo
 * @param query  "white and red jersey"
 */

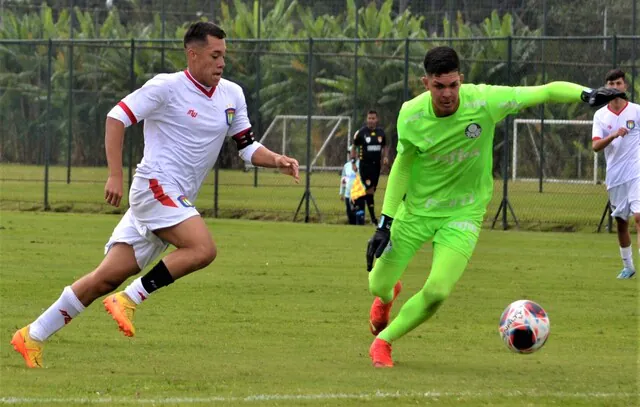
xmin=108 ymin=70 xmax=252 ymax=201
xmin=592 ymin=101 xmax=640 ymax=189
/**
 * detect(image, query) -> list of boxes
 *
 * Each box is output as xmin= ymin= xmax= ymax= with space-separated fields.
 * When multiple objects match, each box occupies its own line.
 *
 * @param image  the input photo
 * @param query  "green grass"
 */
xmin=1 ymin=211 xmax=638 ymax=406
xmin=0 ymin=164 xmax=618 ymax=231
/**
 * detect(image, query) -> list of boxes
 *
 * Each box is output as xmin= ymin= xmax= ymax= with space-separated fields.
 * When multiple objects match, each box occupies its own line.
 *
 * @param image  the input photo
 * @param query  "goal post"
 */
xmin=512 ymin=118 xmax=600 ymax=184
xmin=245 ymin=115 xmax=352 ymax=171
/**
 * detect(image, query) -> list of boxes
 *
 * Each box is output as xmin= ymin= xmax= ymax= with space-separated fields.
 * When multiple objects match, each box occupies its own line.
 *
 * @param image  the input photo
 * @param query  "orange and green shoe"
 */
xmin=103 ymin=292 xmax=137 ymax=337
xmin=11 ymin=325 xmax=43 ymax=368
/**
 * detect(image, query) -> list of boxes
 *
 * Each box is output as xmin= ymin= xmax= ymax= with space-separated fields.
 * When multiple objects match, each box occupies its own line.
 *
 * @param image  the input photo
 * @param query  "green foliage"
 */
xmin=0 ymin=2 xmax=636 ymax=169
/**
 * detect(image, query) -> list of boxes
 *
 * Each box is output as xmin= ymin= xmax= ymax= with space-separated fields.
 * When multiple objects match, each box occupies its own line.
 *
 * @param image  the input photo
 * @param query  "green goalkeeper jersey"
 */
xmin=383 ymin=82 xmax=586 ymax=219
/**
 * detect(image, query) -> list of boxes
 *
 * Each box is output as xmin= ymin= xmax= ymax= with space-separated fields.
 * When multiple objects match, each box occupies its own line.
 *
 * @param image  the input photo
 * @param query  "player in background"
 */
xmin=364 ymin=46 xmax=626 ymax=367
xmin=350 ymin=110 xmax=390 ymax=225
xmin=11 ymin=22 xmax=299 ymax=368
xmin=340 ymin=153 xmax=363 ymax=225
xmin=592 ymin=69 xmax=640 ymax=279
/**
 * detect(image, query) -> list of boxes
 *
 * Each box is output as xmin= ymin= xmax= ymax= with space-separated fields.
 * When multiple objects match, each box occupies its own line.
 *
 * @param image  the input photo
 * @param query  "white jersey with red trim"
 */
xmin=107 ymin=70 xmax=251 ymax=200
xmin=592 ymin=101 xmax=640 ymax=189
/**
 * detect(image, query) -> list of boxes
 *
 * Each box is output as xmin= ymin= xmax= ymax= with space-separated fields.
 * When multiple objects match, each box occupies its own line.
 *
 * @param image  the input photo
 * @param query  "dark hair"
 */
xmin=605 ymin=69 xmax=626 ymax=83
xmin=367 ymin=110 xmax=378 ymax=116
xmin=423 ymin=46 xmax=460 ymax=75
xmin=183 ymin=22 xmax=226 ymax=48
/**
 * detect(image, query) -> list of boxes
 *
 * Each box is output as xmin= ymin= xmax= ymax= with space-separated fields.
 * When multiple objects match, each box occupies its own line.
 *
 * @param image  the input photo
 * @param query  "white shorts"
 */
xmin=105 ymin=176 xmax=200 ymax=270
xmin=608 ymin=177 xmax=640 ymax=220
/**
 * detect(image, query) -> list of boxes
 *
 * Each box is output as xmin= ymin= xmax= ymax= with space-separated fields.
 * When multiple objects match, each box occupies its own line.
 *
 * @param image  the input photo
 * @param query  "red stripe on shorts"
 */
xmin=149 ymin=179 xmax=178 ymax=208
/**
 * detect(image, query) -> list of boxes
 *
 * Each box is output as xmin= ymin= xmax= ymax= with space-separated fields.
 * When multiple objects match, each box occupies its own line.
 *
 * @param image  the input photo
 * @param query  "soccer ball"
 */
xmin=499 ymin=300 xmax=550 ymax=354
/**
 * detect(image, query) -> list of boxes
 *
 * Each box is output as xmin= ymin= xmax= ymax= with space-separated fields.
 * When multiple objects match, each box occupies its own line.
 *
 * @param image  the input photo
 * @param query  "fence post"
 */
xmin=44 ymin=39 xmax=53 ymax=211
xmin=305 ymin=37 xmax=313 ymax=223
xmin=632 ymin=0 xmax=637 ymax=102
xmin=128 ymin=38 xmax=135 ymax=191
xmin=254 ymin=9 xmax=262 ymax=188
xmin=214 ymin=162 xmax=219 ymax=218
xmin=353 ymin=2 xmax=359 ymax=143
xmin=503 ymin=35 xmax=512 ymax=229
xmin=66 ymin=40 xmax=74 ymax=184
xmin=611 ymin=34 xmax=617 ymax=68
xmin=161 ymin=0 xmax=166 ymax=72
xmin=447 ymin=0 xmax=454 ymax=46
xmin=491 ymin=36 xmax=519 ymax=230
xmin=538 ymin=6 xmax=547 ymax=193
xmin=403 ymin=38 xmax=410 ymax=102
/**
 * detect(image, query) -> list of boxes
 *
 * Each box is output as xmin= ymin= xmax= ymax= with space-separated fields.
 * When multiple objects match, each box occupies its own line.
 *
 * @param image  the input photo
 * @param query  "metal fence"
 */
xmin=3 ymin=0 xmax=638 ymax=38
xmin=1 ymin=35 xmax=638 ymax=230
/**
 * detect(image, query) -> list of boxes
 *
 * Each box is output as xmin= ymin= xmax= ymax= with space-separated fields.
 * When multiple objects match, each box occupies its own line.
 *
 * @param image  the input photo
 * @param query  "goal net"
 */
xmin=512 ymin=119 xmax=603 ymax=184
xmin=245 ymin=115 xmax=352 ymax=171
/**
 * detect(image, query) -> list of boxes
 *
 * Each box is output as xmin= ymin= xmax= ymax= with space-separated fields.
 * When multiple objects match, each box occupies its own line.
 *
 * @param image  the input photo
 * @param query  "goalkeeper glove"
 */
xmin=366 ymin=215 xmax=393 ymax=272
xmin=581 ymin=87 xmax=627 ymax=108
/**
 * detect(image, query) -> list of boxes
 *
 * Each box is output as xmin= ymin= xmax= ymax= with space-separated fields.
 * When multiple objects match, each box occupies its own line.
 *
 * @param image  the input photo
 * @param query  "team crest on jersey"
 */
xmin=627 ymin=120 xmax=636 ymax=130
xmin=177 ymin=195 xmax=194 ymax=208
xmin=465 ymin=123 xmax=482 ymax=139
xmin=378 ymin=136 xmax=383 ymax=143
xmin=225 ymin=106 xmax=236 ymax=126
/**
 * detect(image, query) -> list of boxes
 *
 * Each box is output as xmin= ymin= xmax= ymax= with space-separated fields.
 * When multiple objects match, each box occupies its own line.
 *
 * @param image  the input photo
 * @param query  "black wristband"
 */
xmin=351 ymin=158 xmax=356 ymax=164
xmin=378 ymin=214 xmax=393 ymax=230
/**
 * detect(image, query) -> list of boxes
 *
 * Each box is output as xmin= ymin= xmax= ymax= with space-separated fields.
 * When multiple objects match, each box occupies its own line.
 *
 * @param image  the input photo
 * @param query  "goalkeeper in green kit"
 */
xmin=365 ymin=46 xmax=626 ymax=368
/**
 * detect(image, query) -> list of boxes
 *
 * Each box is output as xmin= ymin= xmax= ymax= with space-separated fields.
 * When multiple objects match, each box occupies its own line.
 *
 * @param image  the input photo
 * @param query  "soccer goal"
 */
xmin=245 ymin=115 xmax=352 ymax=171
xmin=512 ymin=118 xmax=602 ymax=184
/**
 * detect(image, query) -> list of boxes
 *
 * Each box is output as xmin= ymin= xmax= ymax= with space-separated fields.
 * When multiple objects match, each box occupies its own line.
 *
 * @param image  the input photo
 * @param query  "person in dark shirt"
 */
xmin=350 ymin=110 xmax=390 ymax=225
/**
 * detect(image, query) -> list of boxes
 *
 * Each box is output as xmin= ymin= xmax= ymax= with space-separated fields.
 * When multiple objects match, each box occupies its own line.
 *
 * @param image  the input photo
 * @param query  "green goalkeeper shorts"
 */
xmin=386 ymin=208 xmax=483 ymax=261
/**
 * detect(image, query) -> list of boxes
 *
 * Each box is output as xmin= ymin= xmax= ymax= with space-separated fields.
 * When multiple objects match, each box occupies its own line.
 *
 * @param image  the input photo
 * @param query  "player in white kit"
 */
xmin=592 ymin=69 xmax=640 ymax=279
xmin=11 ymin=22 xmax=300 ymax=367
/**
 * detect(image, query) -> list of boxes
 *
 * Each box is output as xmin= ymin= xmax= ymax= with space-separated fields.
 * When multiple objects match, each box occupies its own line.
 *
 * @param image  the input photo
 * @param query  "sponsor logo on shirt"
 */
xmin=187 ymin=109 xmax=198 ymax=118
xmin=463 ymin=100 xmax=487 ymax=108
xmin=424 ymin=193 xmax=476 ymax=210
xmin=448 ymin=220 xmax=480 ymax=234
xmin=404 ymin=111 xmax=425 ymax=124
xmin=421 ymin=148 xmax=480 ymax=165
xmin=225 ymin=105 xmax=236 ymax=126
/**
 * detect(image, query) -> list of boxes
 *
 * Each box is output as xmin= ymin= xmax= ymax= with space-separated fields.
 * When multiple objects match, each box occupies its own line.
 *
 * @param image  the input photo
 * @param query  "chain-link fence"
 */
xmin=1 ymin=35 xmax=638 ymax=230
xmin=3 ymin=0 xmax=637 ymax=38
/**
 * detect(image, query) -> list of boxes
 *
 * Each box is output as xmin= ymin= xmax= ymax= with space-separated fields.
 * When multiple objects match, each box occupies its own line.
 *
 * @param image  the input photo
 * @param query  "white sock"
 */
xmin=29 ymin=286 xmax=85 ymax=342
xmin=620 ymin=246 xmax=635 ymax=270
xmin=123 ymin=277 xmax=150 ymax=305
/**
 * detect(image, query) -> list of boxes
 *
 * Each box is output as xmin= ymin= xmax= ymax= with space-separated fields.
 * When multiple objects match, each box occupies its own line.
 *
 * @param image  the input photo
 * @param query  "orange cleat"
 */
xmin=11 ymin=325 xmax=43 ymax=368
xmin=369 ymin=337 xmax=393 ymax=368
xmin=369 ymin=281 xmax=402 ymax=335
xmin=103 ymin=292 xmax=137 ymax=337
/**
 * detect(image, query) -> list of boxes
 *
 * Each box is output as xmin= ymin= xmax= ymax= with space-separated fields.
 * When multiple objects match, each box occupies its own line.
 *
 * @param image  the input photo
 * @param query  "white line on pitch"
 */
xmin=0 ymin=390 xmax=635 ymax=404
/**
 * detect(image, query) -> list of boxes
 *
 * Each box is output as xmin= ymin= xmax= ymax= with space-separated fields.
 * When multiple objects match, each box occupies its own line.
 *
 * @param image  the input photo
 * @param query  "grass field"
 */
xmin=1 ymin=211 xmax=638 ymax=406
xmin=0 ymin=164 xmax=616 ymax=231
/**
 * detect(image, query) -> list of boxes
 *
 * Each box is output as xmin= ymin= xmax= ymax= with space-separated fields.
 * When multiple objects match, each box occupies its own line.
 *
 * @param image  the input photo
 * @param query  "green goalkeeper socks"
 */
xmin=378 ymin=244 xmax=468 ymax=343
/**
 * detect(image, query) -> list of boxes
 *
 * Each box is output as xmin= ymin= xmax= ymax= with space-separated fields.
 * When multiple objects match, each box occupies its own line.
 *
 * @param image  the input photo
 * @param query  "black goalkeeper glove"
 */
xmin=581 ymin=87 xmax=627 ymax=108
xmin=366 ymin=215 xmax=393 ymax=272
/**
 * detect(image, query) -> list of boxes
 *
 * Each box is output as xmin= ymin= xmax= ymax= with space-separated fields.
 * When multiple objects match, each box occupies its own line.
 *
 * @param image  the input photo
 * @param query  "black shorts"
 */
xmin=359 ymin=162 xmax=381 ymax=190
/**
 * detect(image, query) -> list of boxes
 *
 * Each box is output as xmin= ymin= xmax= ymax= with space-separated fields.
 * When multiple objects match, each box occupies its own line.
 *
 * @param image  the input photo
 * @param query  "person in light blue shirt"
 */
xmin=340 ymin=159 xmax=364 ymax=225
